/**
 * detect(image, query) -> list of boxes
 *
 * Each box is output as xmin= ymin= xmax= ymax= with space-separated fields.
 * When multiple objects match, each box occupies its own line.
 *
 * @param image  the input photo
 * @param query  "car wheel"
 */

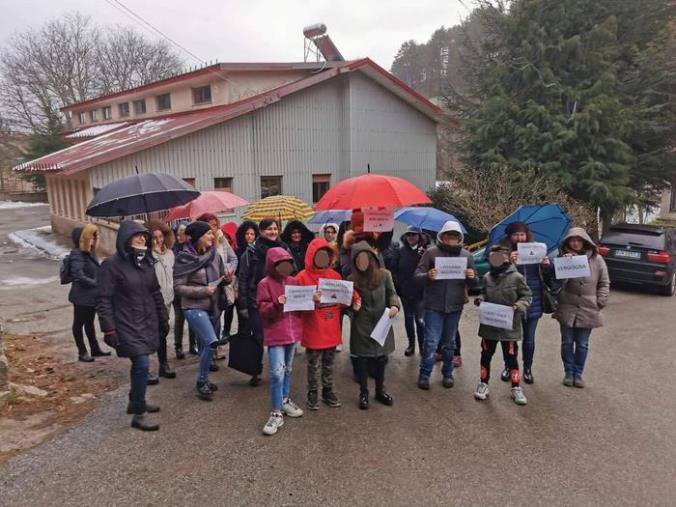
xmin=660 ymin=272 xmax=676 ymax=297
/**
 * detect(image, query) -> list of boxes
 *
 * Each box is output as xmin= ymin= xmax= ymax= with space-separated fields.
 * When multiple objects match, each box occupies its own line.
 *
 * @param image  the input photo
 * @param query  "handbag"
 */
xmin=539 ymin=267 xmax=559 ymax=314
xmin=228 ymin=329 xmax=263 ymax=376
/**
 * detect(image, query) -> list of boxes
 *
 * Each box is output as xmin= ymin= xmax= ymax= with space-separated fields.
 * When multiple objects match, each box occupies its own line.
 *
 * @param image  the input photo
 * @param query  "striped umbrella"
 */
xmin=241 ymin=195 xmax=314 ymax=222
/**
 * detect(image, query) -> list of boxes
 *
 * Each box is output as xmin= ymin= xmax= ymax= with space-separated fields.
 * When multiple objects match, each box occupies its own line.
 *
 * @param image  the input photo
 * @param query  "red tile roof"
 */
xmin=17 ymin=59 xmax=441 ymax=175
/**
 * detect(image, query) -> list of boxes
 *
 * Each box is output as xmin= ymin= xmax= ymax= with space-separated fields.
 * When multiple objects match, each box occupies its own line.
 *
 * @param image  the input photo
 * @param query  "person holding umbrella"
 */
xmin=174 ymin=221 xmax=230 ymax=401
xmin=281 ymin=220 xmax=315 ymax=270
xmin=96 ymin=221 xmax=169 ymax=432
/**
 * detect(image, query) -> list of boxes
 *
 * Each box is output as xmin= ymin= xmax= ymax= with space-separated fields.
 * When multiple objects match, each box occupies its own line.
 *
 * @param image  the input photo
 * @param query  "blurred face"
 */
xmin=89 ymin=231 xmax=98 ymax=250
xmin=323 ymin=227 xmax=337 ymax=242
xmin=405 ymin=233 xmax=420 ymax=246
xmin=355 ymin=251 xmax=370 ymax=272
xmin=261 ymin=223 xmax=279 ymax=241
xmin=176 ymin=228 xmax=187 ymax=244
xmin=290 ymin=229 xmax=302 ymax=244
xmin=130 ymin=233 xmax=146 ymax=249
xmin=275 ymin=260 xmax=294 ymax=277
xmin=314 ymin=249 xmax=331 ymax=269
xmin=510 ymin=232 xmax=528 ymax=243
xmin=568 ymin=237 xmax=584 ymax=252
xmin=489 ymin=251 xmax=509 ymax=268
xmin=151 ymin=230 xmax=165 ymax=253
xmin=198 ymin=230 xmax=215 ymax=251
xmin=208 ymin=219 xmax=219 ymax=233
xmin=244 ymin=228 xmax=256 ymax=245
xmin=440 ymin=232 xmax=461 ymax=246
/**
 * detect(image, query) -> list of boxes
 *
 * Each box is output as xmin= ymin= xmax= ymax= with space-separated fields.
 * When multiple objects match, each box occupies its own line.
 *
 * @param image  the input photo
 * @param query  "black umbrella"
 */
xmin=86 ymin=172 xmax=200 ymax=218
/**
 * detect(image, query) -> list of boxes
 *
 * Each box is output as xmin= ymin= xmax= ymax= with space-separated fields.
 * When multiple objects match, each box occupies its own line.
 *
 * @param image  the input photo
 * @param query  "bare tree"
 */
xmin=0 ymin=13 xmax=183 ymax=132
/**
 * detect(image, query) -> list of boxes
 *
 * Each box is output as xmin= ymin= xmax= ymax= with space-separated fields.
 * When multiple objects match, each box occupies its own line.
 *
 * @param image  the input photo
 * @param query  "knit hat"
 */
xmin=404 ymin=226 xmax=422 ymax=235
xmin=351 ymin=209 xmax=364 ymax=234
xmin=185 ymin=221 xmax=211 ymax=244
xmin=506 ymin=221 xmax=529 ymax=236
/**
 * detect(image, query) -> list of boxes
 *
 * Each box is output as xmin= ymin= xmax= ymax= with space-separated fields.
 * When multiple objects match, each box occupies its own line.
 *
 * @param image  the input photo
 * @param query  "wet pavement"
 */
xmin=1 ymin=206 xmax=675 ymax=506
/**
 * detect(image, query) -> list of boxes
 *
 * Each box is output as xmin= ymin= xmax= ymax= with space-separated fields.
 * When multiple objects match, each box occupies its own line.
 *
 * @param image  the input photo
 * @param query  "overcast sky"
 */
xmin=0 ymin=0 xmax=468 ymax=70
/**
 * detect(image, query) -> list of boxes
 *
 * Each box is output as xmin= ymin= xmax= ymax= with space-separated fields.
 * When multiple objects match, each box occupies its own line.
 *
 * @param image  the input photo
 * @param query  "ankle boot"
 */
xmin=404 ymin=344 xmax=415 ymax=356
xmin=358 ymin=390 xmax=369 ymax=410
xmin=159 ymin=362 xmax=176 ymax=379
xmin=375 ymin=391 xmax=393 ymax=406
xmin=78 ymin=353 xmax=94 ymax=363
xmin=175 ymin=347 xmax=185 ymax=360
xmin=131 ymin=414 xmax=159 ymax=431
xmin=147 ymin=374 xmax=159 ymax=386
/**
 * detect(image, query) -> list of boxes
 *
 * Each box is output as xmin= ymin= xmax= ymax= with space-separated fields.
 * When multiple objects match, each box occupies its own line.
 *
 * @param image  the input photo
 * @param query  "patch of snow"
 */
xmin=0 ymin=275 xmax=60 ymax=288
xmin=0 ymin=201 xmax=48 ymax=210
xmin=8 ymin=225 xmax=69 ymax=260
xmin=65 ymin=123 xmax=128 ymax=139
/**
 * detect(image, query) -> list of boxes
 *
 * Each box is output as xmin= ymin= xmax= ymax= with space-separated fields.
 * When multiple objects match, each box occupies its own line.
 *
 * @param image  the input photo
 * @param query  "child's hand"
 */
xmin=474 ymin=297 xmax=482 ymax=307
xmin=512 ymin=304 xmax=519 ymax=311
xmin=313 ymin=291 xmax=322 ymax=303
xmin=427 ymin=268 xmax=438 ymax=281
xmin=510 ymin=251 xmax=519 ymax=264
xmin=465 ymin=268 xmax=475 ymax=279
xmin=352 ymin=299 xmax=362 ymax=311
xmin=277 ymin=295 xmax=287 ymax=305
xmin=388 ymin=307 xmax=399 ymax=319
xmin=541 ymin=256 xmax=551 ymax=267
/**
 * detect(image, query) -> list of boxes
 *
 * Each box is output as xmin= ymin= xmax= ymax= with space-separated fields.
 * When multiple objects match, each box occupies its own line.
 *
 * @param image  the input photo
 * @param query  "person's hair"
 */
xmin=196 ymin=212 xmax=219 ymax=225
xmin=351 ymin=250 xmax=383 ymax=290
xmin=259 ymin=218 xmax=277 ymax=231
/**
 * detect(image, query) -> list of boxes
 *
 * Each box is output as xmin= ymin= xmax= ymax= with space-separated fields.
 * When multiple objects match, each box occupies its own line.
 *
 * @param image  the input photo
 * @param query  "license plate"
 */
xmin=615 ymin=250 xmax=641 ymax=259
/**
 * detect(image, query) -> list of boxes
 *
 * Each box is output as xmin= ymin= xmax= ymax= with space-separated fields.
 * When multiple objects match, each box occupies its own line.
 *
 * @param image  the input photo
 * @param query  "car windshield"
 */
xmin=602 ymin=230 xmax=665 ymax=250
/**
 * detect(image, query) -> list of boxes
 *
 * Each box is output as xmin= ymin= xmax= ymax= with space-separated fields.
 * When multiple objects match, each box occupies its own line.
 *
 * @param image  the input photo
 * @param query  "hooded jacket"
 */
xmin=145 ymin=220 xmax=175 ymax=306
xmin=96 ymin=221 xmax=168 ymax=358
xmin=238 ymin=235 xmax=292 ymax=310
xmin=281 ymin=220 xmax=315 ymax=270
xmin=391 ymin=229 xmax=431 ymax=300
xmin=296 ymin=239 xmax=360 ymax=349
xmin=319 ymin=223 xmax=339 ymax=242
xmin=235 ymin=221 xmax=259 ymax=262
xmin=414 ymin=221 xmax=477 ymax=313
xmin=256 ymin=247 xmax=303 ymax=347
xmin=554 ymin=227 xmax=610 ymax=329
xmin=479 ymin=264 xmax=532 ymax=341
xmin=498 ymin=233 xmax=544 ymax=319
xmin=348 ymin=241 xmax=400 ymax=357
xmin=68 ymin=224 xmax=101 ymax=307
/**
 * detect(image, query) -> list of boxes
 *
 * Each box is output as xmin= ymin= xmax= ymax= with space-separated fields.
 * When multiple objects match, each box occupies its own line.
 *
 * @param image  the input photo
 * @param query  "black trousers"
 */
xmin=223 ymin=304 xmax=235 ymax=337
xmin=480 ymin=339 xmax=520 ymax=386
xmin=354 ymin=355 xmax=388 ymax=394
xmin=173 ymin=298 xmax=195 ymax=351
xmin=72 ymin=305 xmax=102 ymax=355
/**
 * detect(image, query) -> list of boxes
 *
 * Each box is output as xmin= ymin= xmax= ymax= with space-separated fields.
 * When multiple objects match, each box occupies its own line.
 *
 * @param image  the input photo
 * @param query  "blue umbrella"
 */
xmin=308 ymin=209 xmax=352 ymax=224
xmin=394 ymin=207 xmax=467 ymax=234
xmin=486 ymin=203 xmax=572 ymax=255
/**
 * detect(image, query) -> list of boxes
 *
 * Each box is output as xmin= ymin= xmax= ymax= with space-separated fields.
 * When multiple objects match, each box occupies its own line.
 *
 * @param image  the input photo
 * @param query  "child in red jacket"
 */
xmin=257 ymin=247 xmax=305 ymax=436
xmin=296 ymin=239 xmax=361 ymax=410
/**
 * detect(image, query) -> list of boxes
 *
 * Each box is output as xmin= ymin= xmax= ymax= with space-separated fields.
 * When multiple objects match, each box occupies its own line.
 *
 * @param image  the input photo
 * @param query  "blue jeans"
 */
xmin=402 ymin=296 xmax=425 ymax=351
xmin=129 ymin=354 xmax=149 ymax=415
xmin=419 ymin=310 xmax=462 ymax=379
xmin=185 ymin=309 xmax=218 ymax=383
xmin=268 ymin=343 xmax=296 ymax=412
xmin=505 ymin=316 xmax=540 ymax=370
xmin=560 ymin=325 xmax=592 ymax=377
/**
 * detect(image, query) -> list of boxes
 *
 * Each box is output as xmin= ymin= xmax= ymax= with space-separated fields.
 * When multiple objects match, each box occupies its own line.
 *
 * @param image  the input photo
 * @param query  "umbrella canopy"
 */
xmin=308 ymin=209 xmax=352 ymax=224
xmin=241 ymin=195 xmax=314 ymax=222
xmin=86 ymin=172 xmax=199 ymax=218
xmin=164 ymin=191 xmax=249 ymax=222
xmin=394 ymin=207 xmax=467 ymax=234
xmin=486 ymin=203 xmax=572 ymax=255
xmin=314 ymin=174 xmax=431 ymax=211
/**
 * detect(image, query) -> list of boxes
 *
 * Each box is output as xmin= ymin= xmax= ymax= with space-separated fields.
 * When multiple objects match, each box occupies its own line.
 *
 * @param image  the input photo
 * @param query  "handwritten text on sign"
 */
xmin=435 ymin=256 xmax=468 ymax=280
xmin=517 ymin=242 xmax=547 ymax=265
xmin=284 ymin=285 xmax=316 ymax=312
xmin=479 ymin=302 xmax=514 ymax=330
xmin=363 ymin=208 xmax=395 ymax=232
xmin=554 ymin=255 xmax=591 ymax=279
xmin=319 ymin=278 xmax=354 ymax=306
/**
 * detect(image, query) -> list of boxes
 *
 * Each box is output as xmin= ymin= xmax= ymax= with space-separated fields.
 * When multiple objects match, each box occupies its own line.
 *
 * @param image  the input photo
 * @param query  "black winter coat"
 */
xmin=391 ymin=234 xmax=430 ymax=300
xmin=237 ymin=236 xmax=292 ymax=309
xmin=96 ymin=221 xmax=168 ymax=358
xmin=68 ymin=249 xmax=100 ymax=306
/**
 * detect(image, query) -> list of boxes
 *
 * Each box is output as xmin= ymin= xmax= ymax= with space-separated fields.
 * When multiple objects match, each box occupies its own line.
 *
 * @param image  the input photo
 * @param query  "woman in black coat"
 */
xmin=280 ymin=220 xmax=314 ymax=270
xmin=96 ymin=221 xmax=169 ymax=432
xmin=68 ymin=223 xmax=109 ymax=362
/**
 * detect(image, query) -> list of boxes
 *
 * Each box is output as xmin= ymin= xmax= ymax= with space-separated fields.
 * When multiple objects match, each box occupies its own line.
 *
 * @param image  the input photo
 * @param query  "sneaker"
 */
xmin=195 ymin=381 xmax=213 ymax=401
xmin=322 ymin=390 xmax=342 ymax=408
xmin=563 ymin=374 xmax=574 ymax=387
xmin=474 ymin=381 xmax=490 ymax=400
xmin=511 ymin=386 xmax=527 ymax=406
xmin=282 ymin=398 xmax=304 ymax=418
xmin=523 ymin=368 xmax=534 ymax=384
xmin=500 ymin=368 xmax=510 ymax=382
xmin=335 ymin=344 xmax=342 ymax=352
xmin=442 ymin=376 xmax=455 ymax=388
xmin=306 ymin=390 xmax=320 ymax=410
xmin=262 ymin=412 xmax=284 ymax=436
xmin=573 ymin=376 xmax=585 ymax=388
xmin=417 ymin=376 xmax=430 ymax=390
xmin=452 ymin=355 xmax=463 ymax=367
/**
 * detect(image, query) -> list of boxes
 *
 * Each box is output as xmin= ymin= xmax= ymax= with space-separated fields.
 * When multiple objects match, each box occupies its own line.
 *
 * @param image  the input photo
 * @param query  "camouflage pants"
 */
xmin=306 ymin=348 xmax=336 ymax=393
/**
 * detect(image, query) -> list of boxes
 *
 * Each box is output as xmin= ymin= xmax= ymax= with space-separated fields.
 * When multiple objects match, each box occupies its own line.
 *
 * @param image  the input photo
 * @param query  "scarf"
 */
xmin=174 ymin=242 xmax=220 ymax=280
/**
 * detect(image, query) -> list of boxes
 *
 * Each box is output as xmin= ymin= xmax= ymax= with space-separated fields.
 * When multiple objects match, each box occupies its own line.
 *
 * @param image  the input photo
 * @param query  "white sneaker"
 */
xmin=511 ymin=386 xmax=527 ymax=406
xmin=282 ymin=398 xmax=304 ymax=418
xmin=474 ymin=381 xmax=490 ymax=400
xmin=336 ymin=344 xmax=342 ymax=352
xmin=262 ymin=412 xmax=284 ymax=436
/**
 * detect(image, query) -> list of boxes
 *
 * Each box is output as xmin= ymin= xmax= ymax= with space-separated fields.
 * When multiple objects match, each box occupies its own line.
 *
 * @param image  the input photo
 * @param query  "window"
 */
xmin=192 ymin=85 xmax=212 ymax=105
xmin=156 ymin=93 xmax=171 ymax=111
xmin=78 ymin=112 xmax=86 ymax=125
xmin=133 ymin=99 xmax=146 ymax=114
xmin=260 ymin=176 xmax=282 ymax=198
xmin=214 ymin=177 xmax=233 ymax=192
xmin=102 ymin=106 xmax=112 ymax=120
xmin=118 ymin=102 xmax=130 ymax=117
xmin=89 ymin=109 xmax=98 ymax=122
xmin=182 ymin=178 xmax=196 ymax=188
xmin=312 ymin=174 xmax=331 ymax=203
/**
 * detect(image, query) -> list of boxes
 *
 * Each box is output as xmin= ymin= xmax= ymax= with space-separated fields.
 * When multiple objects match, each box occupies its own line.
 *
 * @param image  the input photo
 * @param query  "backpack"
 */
xmin=60 ymin=254 xmax=73 ymax=284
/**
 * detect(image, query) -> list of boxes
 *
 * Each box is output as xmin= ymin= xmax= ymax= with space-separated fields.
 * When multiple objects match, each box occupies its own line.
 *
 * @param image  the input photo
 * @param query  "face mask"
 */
xmin=314 ymin=249 xmax=331 ymax=269
xmin=355 ymin=252 xmax=370 ymax=272
xmin=275 ymin=260 xmax=294 ymax=277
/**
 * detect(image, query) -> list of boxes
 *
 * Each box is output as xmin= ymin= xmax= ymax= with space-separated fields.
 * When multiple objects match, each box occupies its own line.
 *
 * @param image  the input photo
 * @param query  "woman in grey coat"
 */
xmin=553 ymin=227 xmax=610 ymax=388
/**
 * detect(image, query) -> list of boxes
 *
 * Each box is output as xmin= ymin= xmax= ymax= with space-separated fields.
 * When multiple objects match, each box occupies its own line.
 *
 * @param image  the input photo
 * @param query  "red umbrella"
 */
xmin=314 ymin=174 xmax=431 ymax=211
xmin=165 ymin=191 xmax=249 ymax=221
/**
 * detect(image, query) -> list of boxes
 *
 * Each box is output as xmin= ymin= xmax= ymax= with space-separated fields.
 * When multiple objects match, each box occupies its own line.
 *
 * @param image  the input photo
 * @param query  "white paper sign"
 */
xmin=435 ymin=256 xmax=468 ymax=280
xmin=283 ymin=285 xmax=316 ymax=312
xmin=363 ymin=208 xmax=395 ymax=232
xmin=319 ymin=278 xmax=354 ymax=306
xmin=517 ymin=242 xmax=547 ymax=265
xmin=370 ymin=307 xmax=393 ymax=346
xmin=479 ymin=302 xmax=514 ymax=330
xmin=554 ymin=255 xmax=591 ymax=279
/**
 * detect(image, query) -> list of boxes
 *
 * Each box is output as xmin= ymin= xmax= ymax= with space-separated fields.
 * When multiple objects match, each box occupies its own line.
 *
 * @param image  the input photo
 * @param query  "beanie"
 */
xmin=185 ymin=221 xmax=211 ymax=244
xmin=506 ymin=221 xmax=529 ymax=236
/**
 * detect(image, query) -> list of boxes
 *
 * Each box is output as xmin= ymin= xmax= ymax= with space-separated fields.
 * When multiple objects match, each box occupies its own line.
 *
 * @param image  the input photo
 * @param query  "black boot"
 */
xmin=78 ymin=353 xmax=94 ymax=363
xmin=404 ymin=343 xmax=415 ymax=357
xmin=159 ymin=363 xmax=176 ymax=379
xmin=175 ymin=347 xmax=185 ymax=360
xmin=375 ymin=391 xmax=394 ymax=406
xmin=147 ymin=374 xmax=159 ymax=386
xmin=359 ymin=389 xmax=369 ymax=410
xmin=91 ymin=349 xmax=111 ymax=357
xmin=131 ymin=414 xmax=159 ymax=431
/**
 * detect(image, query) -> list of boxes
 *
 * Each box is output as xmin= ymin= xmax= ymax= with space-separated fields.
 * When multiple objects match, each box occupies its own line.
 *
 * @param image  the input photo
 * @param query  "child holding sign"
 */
xmin=296 ymin=239 xmax=361 ymax=410
xmin=256 ymin=247 xmax=306 ymax=435
xmin=474 ymin=245 xmax=532 ymax=406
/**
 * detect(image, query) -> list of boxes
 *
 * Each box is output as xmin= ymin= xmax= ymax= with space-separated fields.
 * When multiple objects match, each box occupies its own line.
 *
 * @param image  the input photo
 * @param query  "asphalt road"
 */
xmin=1 ymin=206 xmax=675 ymax=506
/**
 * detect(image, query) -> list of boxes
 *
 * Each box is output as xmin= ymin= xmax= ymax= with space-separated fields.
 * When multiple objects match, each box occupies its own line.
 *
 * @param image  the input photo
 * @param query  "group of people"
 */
xmin=64 ymin=209 xmax=609 ymax=435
